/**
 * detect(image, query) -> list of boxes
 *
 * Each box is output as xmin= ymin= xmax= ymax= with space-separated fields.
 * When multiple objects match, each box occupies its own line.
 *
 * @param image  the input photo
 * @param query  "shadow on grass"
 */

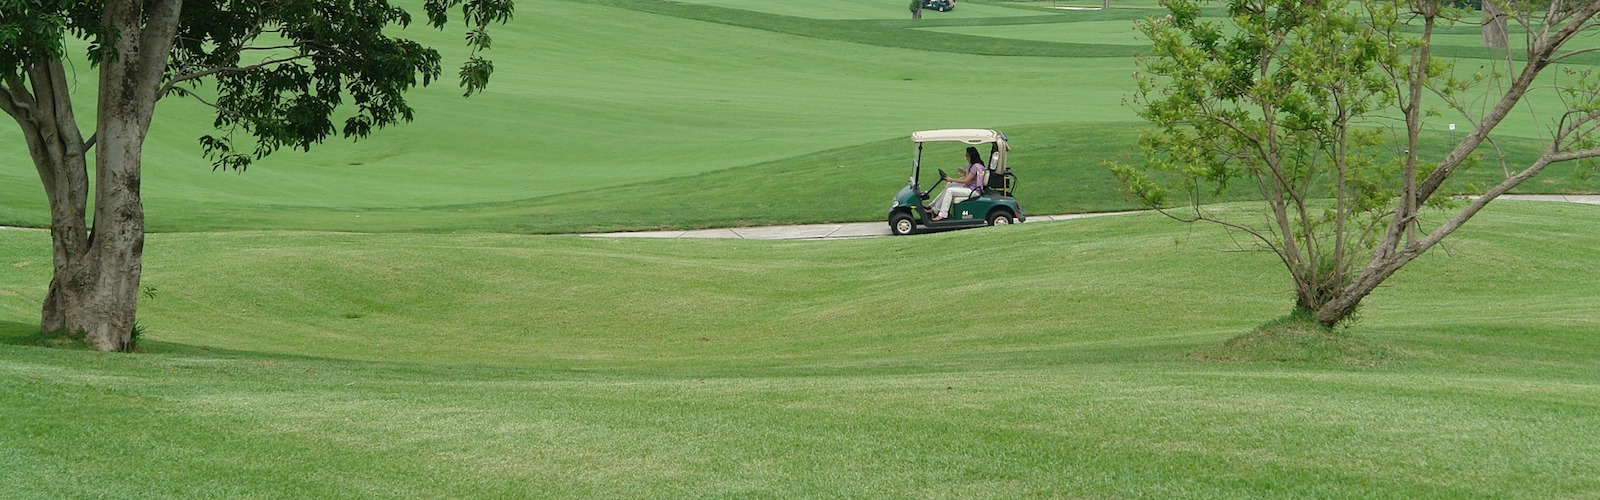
xmin=0 ymin=320 xmax=115 ymax=351
xmin=0 ymin=320 xmax=285 ymax=360
xmin=0 ymin=319 xmax=46 ymax=347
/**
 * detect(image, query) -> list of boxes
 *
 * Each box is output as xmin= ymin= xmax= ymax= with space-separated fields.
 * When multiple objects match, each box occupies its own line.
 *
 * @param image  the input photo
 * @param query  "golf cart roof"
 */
xmin=909 ymin=129 xmax=1012 ymax=174
xmin=911 ymin=129 xmax=1005 ymax=144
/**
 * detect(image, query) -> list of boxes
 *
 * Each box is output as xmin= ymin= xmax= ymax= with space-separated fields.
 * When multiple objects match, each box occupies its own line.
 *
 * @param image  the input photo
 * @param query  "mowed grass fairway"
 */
xmin=0 ymin=0 xmax=1593 ymax=232
xmin=3 ymin=0 xmax=1600 ymax=496
xmin=4 ymin=203 xmax=1600 ymax=496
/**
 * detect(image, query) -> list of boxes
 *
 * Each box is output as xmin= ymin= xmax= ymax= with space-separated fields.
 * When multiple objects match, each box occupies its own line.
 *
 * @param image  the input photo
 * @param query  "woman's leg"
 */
xmin=931 ymin=189 xmax=952 ymax=217
xmin=932 ymin=187 xmax=972 ymax=219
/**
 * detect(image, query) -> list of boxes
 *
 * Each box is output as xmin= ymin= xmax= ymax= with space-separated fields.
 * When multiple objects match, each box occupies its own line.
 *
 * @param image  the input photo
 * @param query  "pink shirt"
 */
xmin=964 ymin=163 xmax=987 ymax=190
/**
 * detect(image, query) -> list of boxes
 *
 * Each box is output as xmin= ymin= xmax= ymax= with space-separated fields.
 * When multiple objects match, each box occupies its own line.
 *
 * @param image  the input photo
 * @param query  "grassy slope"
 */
xmin=2 ymin=0 xmax=1593 ymax=232
xmin=0 ymin=0 xmax=1140 ymax=229
xmin=3 ymin=202 xmax=1599 ymax=497
xmin=1 ymin=1 xmax=1598 ymax=496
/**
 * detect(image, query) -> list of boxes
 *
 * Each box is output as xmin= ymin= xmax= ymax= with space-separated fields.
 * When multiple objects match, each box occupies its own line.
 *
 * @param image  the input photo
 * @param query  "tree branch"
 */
xmin=1415 ymin=1 xmax=1600 ymax=202
xmin=0 ymin=74 xmax=36 ymax=121
xmin=34 ymin=60 xmax=88 ymax=156
xmin=239 ymin=44 xmax=309 ymax=52
xmin=136 ymin=0 xmax=186 ymax=96
xmin=1546 ymin=149 xmax=1600 ymax=164
xmin=1548 ymin=46 xmax=1600 ymax=65
xmin=1153 ymin=203 xmax=1292 ymax=270
xmin=159 ymin=53 xmax=313 ymax=97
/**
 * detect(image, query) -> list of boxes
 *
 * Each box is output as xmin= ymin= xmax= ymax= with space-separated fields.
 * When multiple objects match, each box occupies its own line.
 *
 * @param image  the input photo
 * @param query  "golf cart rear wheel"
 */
xmin=890 ymin=212 xmax=916 ymax=236
xmin=987 ymin=210 xmax=1014 ymax=227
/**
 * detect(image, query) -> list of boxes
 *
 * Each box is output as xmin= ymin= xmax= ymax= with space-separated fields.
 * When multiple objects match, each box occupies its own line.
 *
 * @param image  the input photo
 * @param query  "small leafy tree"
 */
xmin=1 ymin=0 xmax=513 ymax=351
xmin=1110 ymin=0 xmax=1600 ymax=327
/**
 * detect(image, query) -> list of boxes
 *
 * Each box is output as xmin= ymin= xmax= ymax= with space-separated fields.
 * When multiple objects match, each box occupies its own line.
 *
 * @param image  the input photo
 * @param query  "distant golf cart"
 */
xmin=921 ymin=0 xmax=955 ymax=12
xmin=887 ymin=129 xmax=1024 ymax=236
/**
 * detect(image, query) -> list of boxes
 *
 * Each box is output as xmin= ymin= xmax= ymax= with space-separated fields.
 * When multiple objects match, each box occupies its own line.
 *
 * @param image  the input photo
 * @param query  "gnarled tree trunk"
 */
xmin=15 ymin=55 xmax=144 ymax=352
xmin=2 ymin=0 xmax=182 ymax=352
xmin=11 ymin=60 xmax=92 ymax=336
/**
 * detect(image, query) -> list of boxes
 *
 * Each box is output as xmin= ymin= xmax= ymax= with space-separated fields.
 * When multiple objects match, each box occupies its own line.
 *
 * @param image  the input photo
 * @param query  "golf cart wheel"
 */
xmin=987 ymin=210 xmax=1014 ymax=227
xmin=890 ymin=212 xmax=916 ymax=236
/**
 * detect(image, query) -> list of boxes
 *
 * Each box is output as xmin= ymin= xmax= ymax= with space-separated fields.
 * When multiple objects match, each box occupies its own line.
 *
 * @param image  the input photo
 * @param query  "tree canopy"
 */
xmin=1111 ymin=0 xmax=1600 ymax=326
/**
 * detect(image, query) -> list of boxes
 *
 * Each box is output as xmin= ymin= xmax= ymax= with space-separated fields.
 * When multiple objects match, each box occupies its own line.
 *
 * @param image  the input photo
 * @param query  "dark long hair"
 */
xmin=965 ymin=146 xmax=984 ymax=167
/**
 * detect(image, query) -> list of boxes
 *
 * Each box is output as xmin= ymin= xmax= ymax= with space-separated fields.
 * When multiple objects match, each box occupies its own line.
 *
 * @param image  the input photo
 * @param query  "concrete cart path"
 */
xmin=579 ymin=195 xmax=1600 ymax=241
xmin=1 ymin=196 xmax=1594 ymax=239
xmin=578 ymin=211 xmax=1146 ymax=241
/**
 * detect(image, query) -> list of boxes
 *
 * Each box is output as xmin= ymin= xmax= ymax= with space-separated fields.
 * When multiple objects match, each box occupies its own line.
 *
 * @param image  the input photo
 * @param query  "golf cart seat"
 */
xmin=987 ymin=170 xmax=1015 ymax=197
xmin=962 ymin=188 xmax=982 ymax=203
xmin=983 ymin=147 xmax=1015 ymax=197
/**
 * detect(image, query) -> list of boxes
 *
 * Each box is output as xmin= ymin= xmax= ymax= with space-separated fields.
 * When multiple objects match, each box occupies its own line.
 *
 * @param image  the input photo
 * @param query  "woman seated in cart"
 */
xmin=928 ymin=146 xmax=987 ymax=221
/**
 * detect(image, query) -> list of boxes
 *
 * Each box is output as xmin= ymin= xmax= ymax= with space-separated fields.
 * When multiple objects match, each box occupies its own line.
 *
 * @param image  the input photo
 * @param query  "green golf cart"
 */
xmin=887 ymin=129 xmax=1025 ymax=236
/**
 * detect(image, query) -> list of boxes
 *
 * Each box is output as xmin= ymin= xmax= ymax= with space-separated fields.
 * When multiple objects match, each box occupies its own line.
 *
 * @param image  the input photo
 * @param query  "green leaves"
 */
xmin=0 ymin=0 xmax=71 ymax=79
xmin=458 ymin=56 xmax=493 ymax=97
xmin=165 ymin=0 xmax=513 ymax=171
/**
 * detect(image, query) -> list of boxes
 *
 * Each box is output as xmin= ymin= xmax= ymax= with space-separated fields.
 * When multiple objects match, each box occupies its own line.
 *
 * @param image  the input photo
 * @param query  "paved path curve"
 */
xmin=579 ymin=195 xmax=1600 ymax=241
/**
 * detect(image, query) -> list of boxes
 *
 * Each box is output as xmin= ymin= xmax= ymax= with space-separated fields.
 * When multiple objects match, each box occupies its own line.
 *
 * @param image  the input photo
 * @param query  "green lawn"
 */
xmin=3 ymin=202 xmax=1599 ymax=497
xmin=0 ymin=0 xmax=1144 ymax=230
xmin=675 ymin=0 xmax=1039 ymax=19
xmin=3 ymin=0 xmax=1600 ymax=496
xmin=2 ymin=0 xmax=1591 ymax=232
xmin=918 ymin=20 xmax=1150 ymax=44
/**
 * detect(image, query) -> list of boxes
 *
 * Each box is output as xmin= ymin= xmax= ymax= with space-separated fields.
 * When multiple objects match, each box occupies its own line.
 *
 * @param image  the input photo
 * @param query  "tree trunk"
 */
xmin=65 ymin=0 xmax=180 ymax=351
xmin=20 ymin=59 xmax=142 ymax=352
xmin=69 ymin=116 xmax=148 ymax=352
xmin=1482 ymin=2 xmax=1509 ymax=49
xmin=11 ymin=57 xmax=144 ymax=352
xmin=1313 ymin=250 xmax=1416 ymax=326
xmin=10 ymin=61 xmax=143 ymax=350
xmin=0 ymin=0 xmax=184 ymax=352
xmin=1 ymin=61 xmax=92 ymax=336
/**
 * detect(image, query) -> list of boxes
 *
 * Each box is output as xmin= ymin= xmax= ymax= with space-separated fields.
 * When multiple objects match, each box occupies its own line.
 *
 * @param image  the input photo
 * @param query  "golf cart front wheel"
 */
xmin=987 ymin=210 xmax=1014 ymax=227
xmin=890 ymin=212 xmax=916 ymax=236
